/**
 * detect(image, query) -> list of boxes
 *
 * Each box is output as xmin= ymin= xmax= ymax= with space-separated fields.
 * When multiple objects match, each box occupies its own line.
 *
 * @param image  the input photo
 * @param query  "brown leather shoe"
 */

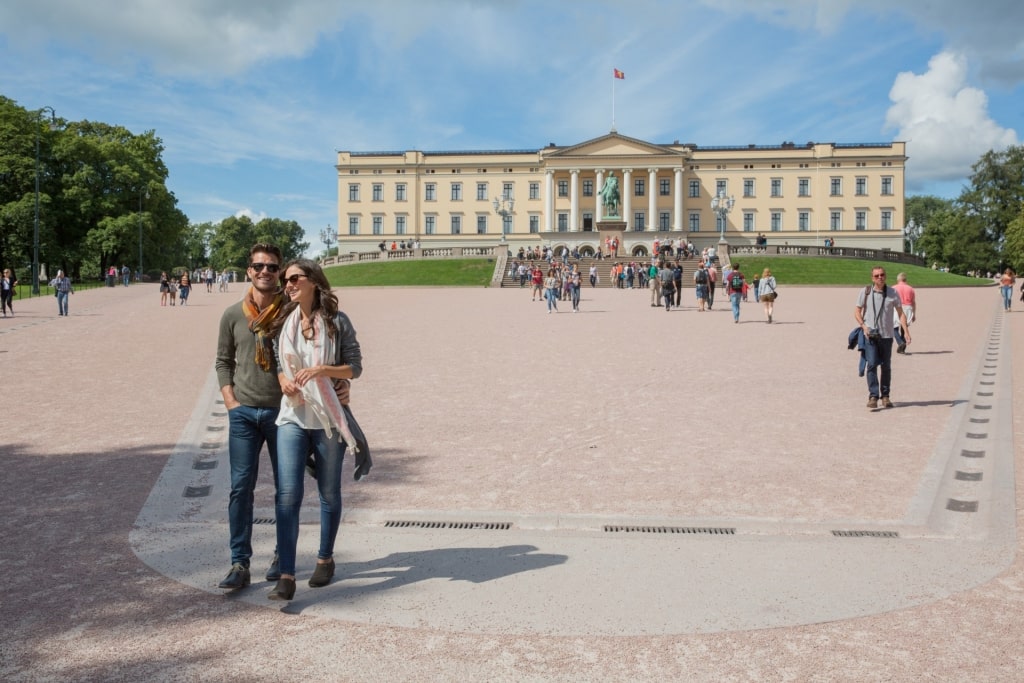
xmin=308 ymin=558 xmax=335 ymax=588
xmin=880 ymin=397 xmax=893 ymax=408
xmin=268 ymin=577 xmax=296 ymax=601
xmin=866 ymin=396 xmax=879 ymax=409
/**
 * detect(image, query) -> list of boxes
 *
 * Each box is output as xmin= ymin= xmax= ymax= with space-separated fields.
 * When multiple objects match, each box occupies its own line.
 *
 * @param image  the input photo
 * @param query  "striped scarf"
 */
xmin=241 ymin=287 xmax=283 ymax=372
xmin=277 ymin=308 xmax=356 ymax=448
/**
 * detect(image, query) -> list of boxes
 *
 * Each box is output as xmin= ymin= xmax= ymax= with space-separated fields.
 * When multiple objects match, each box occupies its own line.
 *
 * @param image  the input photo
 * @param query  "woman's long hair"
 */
xmin=271 ymin=259 xmax=340 ymax=339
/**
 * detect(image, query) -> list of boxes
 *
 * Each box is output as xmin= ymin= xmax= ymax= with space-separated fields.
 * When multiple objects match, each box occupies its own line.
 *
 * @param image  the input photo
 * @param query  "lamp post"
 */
xmin=319 ymin=224 xmax=336 ymax=260
xmin=710 ymin=189 xmax=735 ymax=245
xmin=493 ymin=195 xmax=515 ymax=237
xmin=904 ymin=218 xmax=922 ymax=256
xmin=138 ymin=187 xmax=149 ymax=282
xmin=32 ymin=106 xmax=57 ymax=294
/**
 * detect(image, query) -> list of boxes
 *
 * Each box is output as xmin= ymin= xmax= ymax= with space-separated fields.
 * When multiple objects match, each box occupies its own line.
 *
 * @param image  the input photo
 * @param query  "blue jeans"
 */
xmin=863 ymin=337 xmax=894 ymax=398
xmin=275 ymin=422 xmax=346 ymax=576
xmin=546 ymin=288 xmax=558 ymax=311
xmin=570 ymin=285 xmax=581 ymax=310
xmin=1001 ymin=285 xmax=1013 ymax=310
xmin=730 ymin=292 xmax=741 ymax=321
xmin=56 ymin=291 xmax=69 ymax=315
xmin=227 ymin=405 xmax=280 ymax=567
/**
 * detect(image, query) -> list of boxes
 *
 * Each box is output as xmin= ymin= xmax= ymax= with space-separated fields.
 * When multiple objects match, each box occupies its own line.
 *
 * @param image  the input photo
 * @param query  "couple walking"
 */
xmin=215 ymin=243 xmax=368 ymax=601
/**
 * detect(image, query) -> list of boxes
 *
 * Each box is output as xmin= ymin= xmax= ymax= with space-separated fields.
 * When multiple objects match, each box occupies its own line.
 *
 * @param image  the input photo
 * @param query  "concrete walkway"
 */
xmin=2 ymin=280 xmax=1022 ymax=681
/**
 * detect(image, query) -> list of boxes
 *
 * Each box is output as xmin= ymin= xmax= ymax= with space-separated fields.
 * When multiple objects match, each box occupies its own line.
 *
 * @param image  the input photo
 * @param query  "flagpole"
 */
xmin=611 ymin=73 xmax=616 ymax=131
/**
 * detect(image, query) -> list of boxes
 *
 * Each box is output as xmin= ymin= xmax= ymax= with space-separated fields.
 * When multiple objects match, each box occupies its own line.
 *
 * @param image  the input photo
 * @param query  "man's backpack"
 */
xmin=730 ymin=272 xmax=743 ymax=291
xmin=696 ymin=269 xmax=708 ymax=284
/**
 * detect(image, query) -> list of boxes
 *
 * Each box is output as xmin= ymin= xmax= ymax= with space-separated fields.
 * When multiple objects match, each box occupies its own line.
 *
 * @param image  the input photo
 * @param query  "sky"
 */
xmin=1 ymin=0 xmax=1022 ymax=256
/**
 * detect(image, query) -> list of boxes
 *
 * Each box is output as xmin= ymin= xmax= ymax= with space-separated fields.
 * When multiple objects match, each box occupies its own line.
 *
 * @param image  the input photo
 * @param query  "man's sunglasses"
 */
xmin=249 ymin=263 xmax=280 ymax=273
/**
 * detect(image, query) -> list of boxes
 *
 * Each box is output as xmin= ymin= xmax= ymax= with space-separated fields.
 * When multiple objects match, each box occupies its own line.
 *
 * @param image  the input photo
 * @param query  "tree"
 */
xmin=207 ymin=215 xmax=309 ymax=271
xmin=960 ymin=146 xmax=1024 ymax=251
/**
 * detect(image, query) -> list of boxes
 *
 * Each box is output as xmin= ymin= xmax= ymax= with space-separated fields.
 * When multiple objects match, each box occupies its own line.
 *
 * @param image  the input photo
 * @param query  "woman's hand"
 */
xmin=278 ymin=373 xmax=303 ymax=397
xmin=293 ymin=364 xmax=325 ymax=387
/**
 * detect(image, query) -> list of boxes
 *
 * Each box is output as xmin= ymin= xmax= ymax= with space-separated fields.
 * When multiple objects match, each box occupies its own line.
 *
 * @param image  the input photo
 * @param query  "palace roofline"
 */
xmin=347 ymin=141 xmax=898 ymax=157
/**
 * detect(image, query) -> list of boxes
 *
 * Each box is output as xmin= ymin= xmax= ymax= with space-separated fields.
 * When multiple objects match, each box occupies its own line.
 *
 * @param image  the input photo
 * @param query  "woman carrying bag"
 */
xmin=268 ymin=259 xmax=363 ymax=601
xmin=757 ymin=267 xmax=778 ymax=324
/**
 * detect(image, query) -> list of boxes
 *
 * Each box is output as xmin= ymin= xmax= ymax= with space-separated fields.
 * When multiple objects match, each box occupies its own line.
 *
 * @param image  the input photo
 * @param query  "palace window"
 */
xmin=583 ymin=180 xmax=594 ymax=197
xmin=634 ymin=211 xmax=645 ymax=231
xmin=689 ymin=212 xmax=701 ymax=232
xmin=477 ymin=215 xmax=487 ymax=234
xmin=425 ymin=183 xmax=436 ymax=201
xmin=771 ymin=178 xmax=782 ymax=197
xmin=881 ymin=210 xmax=893 ymax=230
xmin=855 ymin=177 xmax=867 ymax=196
xmin=634 ymin=179 xmax=645 ymax=197
xmin=372 ymin=216 xmax=383 ymax=235
xmin=529 ymin=182 xmax=540 ymax=200
xmin=743 ymin=212 xmax=755 ymax=232
xmin=502 ymin=183 xmax=513 ymax=200
xmin=502 ymin=215 xmax=512 ymax=234
xmin=451 ymin=215 xmax=461 ymax=234
xmin=830 ymin=211 xmax=842 ymax=230
xmin=798 ymin=178 xmax=810 ymax=197
xmin=659 ymin=211 xmax=670 ymax=230
xmin=716 ymin=179 xmax=727 ymax=196
xmin=881 ymin=176 xmax=893 ymax=195
xmin=476 ymin=183 xmax=488 ymax=201
xmin=348 ymin=184 xmax=360 ymax=202
xmin=396 ymin=216 xmax=406 ymax=235
xmin=770 ymin=211 xmax=782 ymax=231
xmin=558 ymin=180 xmax=568 ymax=197
xmin=372 ymin=184 xmax=383 ymax=201
xmin=798 ymin=211 xmax=810 ymax=231
xmin=557 ymin=213 xmax=568 ymax=231
xmin=743 ymin=179 xmax=755 ymax=197
xmin=529 ymin=215 xmax=539 ymax=233
xmin=348 ymin=216 xmax=359 ymax=235
xmin=396 ymin=183 xmax=406 ymax=201
xmin=660 ymin=178 xmax=671 ymax=196
xmin=689 ymin=180 xmax=700 ymax=198
xmin=425 ymin=215 xmax=436 ymax=235
xmin=451 ymin=183 xmax=462 ymax=201
xmin=830 ymin=177 xmax=842 ymax=196
xmin=855 ymin=210 xmax=867 ymax=230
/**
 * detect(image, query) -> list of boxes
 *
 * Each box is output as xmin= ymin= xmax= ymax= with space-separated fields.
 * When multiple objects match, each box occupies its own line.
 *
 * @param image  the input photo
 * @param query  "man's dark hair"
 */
xmin=249 ymin=243 xmax=283 ymax=263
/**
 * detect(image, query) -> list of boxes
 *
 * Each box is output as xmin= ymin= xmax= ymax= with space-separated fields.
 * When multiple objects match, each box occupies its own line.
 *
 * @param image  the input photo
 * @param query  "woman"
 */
xmin=178 ymin=271 xmax=192 ymax=305
xmin=159 ymin=271 xmax=170 ymax=306
xmin=569 ymin=266 xmax=582 ymax=312
xmin=758 ymin=267 xmax=778 ymax=323
xmin=268 ymin=259 xmax=362 ymax=601
xmin=543 ymin=268 xmax=559 ymax=313
xmin=49 ymin=269 xmax=74 ymax=316
xmin=999 ymin=268 xmax=1015 ymax=312
xmin=1 ymin=268 xmax=17 ymax=317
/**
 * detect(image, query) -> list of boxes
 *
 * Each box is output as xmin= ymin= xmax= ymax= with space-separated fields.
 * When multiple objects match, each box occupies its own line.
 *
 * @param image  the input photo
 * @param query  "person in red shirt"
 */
xmin=892 ymin=272 xmax=917 ymax=353
xmin=531 ymin=265 xmax=544 ymax=301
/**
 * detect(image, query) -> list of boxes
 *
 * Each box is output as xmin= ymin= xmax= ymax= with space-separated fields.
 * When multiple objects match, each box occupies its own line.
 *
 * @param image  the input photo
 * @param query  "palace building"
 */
xmin=334 ymin=132 xmax=906 ymax=256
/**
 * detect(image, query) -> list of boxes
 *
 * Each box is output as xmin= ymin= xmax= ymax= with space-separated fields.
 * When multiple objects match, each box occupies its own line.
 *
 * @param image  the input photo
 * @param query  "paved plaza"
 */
xmin=1 ymin=279 xmax=1023 ymax=681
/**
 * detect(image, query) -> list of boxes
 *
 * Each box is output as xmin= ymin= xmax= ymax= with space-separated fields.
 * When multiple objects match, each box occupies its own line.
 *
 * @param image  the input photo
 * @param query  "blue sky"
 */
xmin=2 ymin=0 xmax=1022 ymax=255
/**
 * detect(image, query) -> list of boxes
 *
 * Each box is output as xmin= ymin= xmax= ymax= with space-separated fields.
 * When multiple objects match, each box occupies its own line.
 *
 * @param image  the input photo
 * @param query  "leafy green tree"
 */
xmin=960 ymin=146 xmax=1024 ymax=248
xmin=1004 ymin=210 xmax=1024 ymax=274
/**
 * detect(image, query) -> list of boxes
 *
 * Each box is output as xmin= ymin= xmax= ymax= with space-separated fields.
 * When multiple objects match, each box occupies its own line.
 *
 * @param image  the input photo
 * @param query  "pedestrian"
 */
xmin=855 ymin=266 xmax=911 ymax=410
xmin=178 ymin=272 xmax=192 ymax=305
xmin=168 ymin=276 xmax=178 ymax=306
xmin=1 ymin=268 xmax=17 ymax=317
xmin=570 ymin=267 xmax=582 ymax=312
xmin=891 ymin=272 xmax=916 ymax=353
xmin=121 ymin=265 xmax=131 ymax=286
xmin=727 ymin=262 xmax=745 ymax=323
xmin=49 ymin=269 xmax=74 ymax=316
xmin=694 ymin=262 xmax=709 ymax=312
xmin=757 ymin=268 xmax=777 ymax=323
xmin=266 ymin=258 xmax=363 ymax=600
xmin=531 ymin=265 xmax=544 ymax=302
xmin=159 ymin=272 xmax=170 ymax=306
xmin=707 ymin=261 xmax=718 ymax=309
xmin=648 ymin=261 xmax=661 ymax=307
xmin=589 ymin=263 xmax=598 ymax=288
xmin=999 ymin=268 xmax=1015 ymax=312
xmin=215 ymin=244 xmax=289 ymax=591
xmin=659 ymin=262 xmax=675 ymax=311
xmin=544 ymin=267 xmax=559 ymax=313
xmin=673 ymin=262 xmax=683 ymax=307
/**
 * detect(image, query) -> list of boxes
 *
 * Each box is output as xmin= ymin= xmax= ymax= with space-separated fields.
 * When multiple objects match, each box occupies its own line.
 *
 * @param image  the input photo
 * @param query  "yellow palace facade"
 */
xmin=334 ymin=132 xmax=907 ymax=255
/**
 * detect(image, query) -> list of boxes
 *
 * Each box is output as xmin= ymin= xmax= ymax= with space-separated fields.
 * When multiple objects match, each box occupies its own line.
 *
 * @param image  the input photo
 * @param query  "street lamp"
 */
xmin=710 ymin=189 xmax=735 ymax=244
xmin=904 ymin=218 xmax=922 ymax=256
xmin=32 ymin=106 xmax=57 ymax=294
xmin=493 ymin=194 xmax=514 ymax=237
xmin=319 ymin=224 xmax=336 ymax=260
xmin=139 ymin=186 xmax=149 ymax=282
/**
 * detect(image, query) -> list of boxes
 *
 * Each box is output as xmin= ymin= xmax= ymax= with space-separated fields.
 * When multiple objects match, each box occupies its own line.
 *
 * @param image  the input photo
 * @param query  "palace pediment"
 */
xmin=543 ymin=132 xmax=686 ymax=160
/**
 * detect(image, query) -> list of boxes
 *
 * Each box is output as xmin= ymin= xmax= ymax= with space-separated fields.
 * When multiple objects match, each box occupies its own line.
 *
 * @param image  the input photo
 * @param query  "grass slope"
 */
xmin=325 ymin=258 xmax=496 ymax=287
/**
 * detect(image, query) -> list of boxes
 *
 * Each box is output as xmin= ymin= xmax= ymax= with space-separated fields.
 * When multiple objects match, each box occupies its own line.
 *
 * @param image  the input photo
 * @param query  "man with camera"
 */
xmin=855 ymin=267 xmax=911 ymax=409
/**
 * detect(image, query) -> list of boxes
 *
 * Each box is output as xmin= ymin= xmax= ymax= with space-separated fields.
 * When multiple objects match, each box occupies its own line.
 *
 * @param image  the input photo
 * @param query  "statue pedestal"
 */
xmin=597 ymin=221 xmax=627 ymax=258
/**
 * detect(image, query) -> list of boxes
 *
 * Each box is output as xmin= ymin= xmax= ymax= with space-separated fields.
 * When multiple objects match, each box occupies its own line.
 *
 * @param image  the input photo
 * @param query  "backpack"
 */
xmin=695 ymin=269 xmax=708 ymax=285
xmin=730 ymin=272 xmax=743 ymax=291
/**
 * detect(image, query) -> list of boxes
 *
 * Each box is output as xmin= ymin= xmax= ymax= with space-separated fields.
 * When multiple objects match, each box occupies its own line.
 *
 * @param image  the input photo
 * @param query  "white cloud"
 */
xmin=885 ymin=51 xmax=1019 ymax=186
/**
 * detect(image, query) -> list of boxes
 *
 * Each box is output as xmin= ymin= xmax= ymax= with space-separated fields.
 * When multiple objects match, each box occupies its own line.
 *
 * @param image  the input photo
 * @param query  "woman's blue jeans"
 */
xmin=1001 ymin=285 xmax=1013 ymax=310
xmin=275 ymin=422 xmax=346 ymax=576
xmin=56 ymin=291 xmax=69 ymax=315
xmin=546 ymin=288 xmax=558 ymax=311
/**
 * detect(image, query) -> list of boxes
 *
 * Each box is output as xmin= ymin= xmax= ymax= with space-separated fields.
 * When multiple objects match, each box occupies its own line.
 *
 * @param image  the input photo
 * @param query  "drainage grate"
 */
xmin=969 ymin=418 xmax=989 ymax=424
xmin=955 ymin=471 xmax=983 ymax=481
xmin=200 ymin=442 xmax=221 ymax=450
xmin=603 ymin=525 xmax=736 ymax=535
xmin=831 ymin=530 xmax=899 ymax=538
xmin=961 ymin=449 xmax=985 ymax=458
xmin=183 ymin=485 xmax=212 ymax=498
xmin=384 ymin=520 xmax=512 ymax=530
xmin=192 ymin=460 xmax=218 ymax=470
xmin=253 ymin=517 xmax=276 ymax=525
xmin=976 ymin=392 xmax=993 ymax=397
xmin=980 ymin=381 xmax=995 ymax=386
xmin=947 ymin=499 xmax=979 ymax=513
xmin=206 ymin=425 xmax=225 ymax=432
xmin=966 ymin=432 xmax=988 ymax=439
xmin=973 ymin=404 xmax=992 ymax=410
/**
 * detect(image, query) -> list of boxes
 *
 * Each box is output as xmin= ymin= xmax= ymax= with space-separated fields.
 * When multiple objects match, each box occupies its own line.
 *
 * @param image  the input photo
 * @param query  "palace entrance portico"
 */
xmin=540 ymin=133 xmax=689 ymax=234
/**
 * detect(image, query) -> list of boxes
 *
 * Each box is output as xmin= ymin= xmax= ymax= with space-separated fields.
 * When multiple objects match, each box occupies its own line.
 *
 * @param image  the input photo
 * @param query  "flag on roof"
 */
xmin=613 ymin=68 xmax=625 ymax=79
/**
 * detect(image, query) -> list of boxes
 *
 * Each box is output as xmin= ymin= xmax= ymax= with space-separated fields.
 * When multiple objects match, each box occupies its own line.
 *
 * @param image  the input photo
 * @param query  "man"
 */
xmin=854 ymin=266 xmax=911 ymax=409
xmin=659 ymin=262 xmax=675 ymax=312
xmin=648 ymin=261 xmax=661 ymax=306
xmin=672 ymin=262 xmax=683 ymax=306
xmin=121 ymin=264 xmax=131 ymax=286
xmin=892 ymin=272 xmax=916 ymax=354
xmin=531 ymin=264 xmax=544 ymax=301
xmin=215 ymin=243 xmax=287 ymax=589
xmin=727 ymin=262 xmax=745 ymax=323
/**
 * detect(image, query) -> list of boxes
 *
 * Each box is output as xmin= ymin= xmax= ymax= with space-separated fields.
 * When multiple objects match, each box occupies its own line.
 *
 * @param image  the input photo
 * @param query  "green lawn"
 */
xmin=721 ymin=257 xmax=988 ymax=287
xmin=325 ymin=258 xmax=496 ymax=287
xmin=323 ymin=256 xmax=989 ymax=288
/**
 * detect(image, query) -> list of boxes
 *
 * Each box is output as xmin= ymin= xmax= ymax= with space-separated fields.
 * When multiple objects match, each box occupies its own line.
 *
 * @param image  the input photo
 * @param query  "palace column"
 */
xmin=622 ymin=168 xmax=632 ymax=227
xmin=570 ymin=168 xmax=580 ymax=232
xmin=673 ymin=167 xmax=684 ymax=231
xmin=544 ymin=169 xmax=554 ymax=232
xmin=648 ymin=168 xmax=657 ymax=231
xmin=595 ymin=169 xmax=605 ymax=223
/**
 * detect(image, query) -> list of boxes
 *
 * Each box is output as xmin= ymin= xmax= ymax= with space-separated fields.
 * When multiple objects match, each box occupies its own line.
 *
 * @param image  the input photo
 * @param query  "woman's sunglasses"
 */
xmin=284 ymin=274 xmax=308 ymax=284
xmin=249 ymin=262 xmax=280 ymax=273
